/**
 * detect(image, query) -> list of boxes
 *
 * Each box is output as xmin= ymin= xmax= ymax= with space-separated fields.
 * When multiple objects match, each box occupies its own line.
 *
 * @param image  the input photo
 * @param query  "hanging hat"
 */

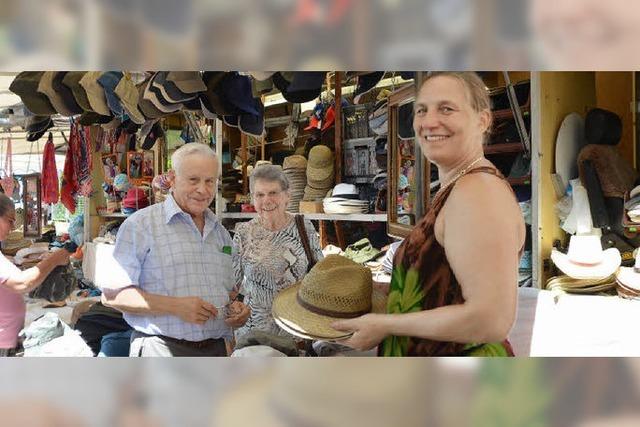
xmin=223 ymin=115 xmax=239 ymax=128
xmin=398 ymin=101 xmax=415 ymax=140
xmin=272 ymin=255 xmax=386 ymax=340
xmin=114 ymin=76 xmax=145 ymax=124
xmin=9 ymin=72 xmax=57 ymax=115
xmin=251 ymin=75 xmax=274 ymax=98
xmin=38 ymin=72 xmax=83 ymax=116
xmin=585 ymin=108 xmax=622 ymax=146
xmin=25 ymin=116 xmax=53 ymax=141
xmin=141 ymin=120 xmax=165 ymax=150
xmin=137 ymin=78 xmax=166 ymax=120
xmin=78 ymin=111 xmax=113 ymax=126
xmin=272 ymin=72 xmax=325 ymax=104
xmin=551 ymin=235 xmax=621 ymax=280
xmin=79 ymin=71 xmax=112 ymax=116
xmin=249 ymin=71 xmax=275 ymax=81
xmin=62 ymin=71 xmax=93 ymax=113
xmin=143 ymin=72 xmax=183 ymax=113
xmin=201 ymin=71 xmax=233 ymax=116
xmin=97 ymin=71 xmax=125 ymax=116
xmin=239 ymin=99 xmax=265 ymax=138
xmin=220 ymin=72 xmax=260 ymax=116
xmin=166 ymin=71 xmax=206 ymax=95
xmin=353 ymin=72 xmax=384 ymax=104
xmin=152 ymin=71 xmax=195 ymax=104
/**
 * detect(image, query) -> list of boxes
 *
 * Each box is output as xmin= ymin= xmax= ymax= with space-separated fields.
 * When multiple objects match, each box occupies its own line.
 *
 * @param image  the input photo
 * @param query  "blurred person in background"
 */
xmin=102 ymin=143 xmax=250 ymax=357
xmin=333 ymin=72 xmax=525 ymax=356
xmin=232 ymin=164 xmax=323 ymax=342
xmin=0 ymin=193 xmax=70 ymax=357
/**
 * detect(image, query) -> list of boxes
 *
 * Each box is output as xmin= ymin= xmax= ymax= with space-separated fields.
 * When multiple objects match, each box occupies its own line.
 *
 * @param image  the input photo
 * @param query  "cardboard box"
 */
xmin=299 ymin=201 xmax=324 ymax=214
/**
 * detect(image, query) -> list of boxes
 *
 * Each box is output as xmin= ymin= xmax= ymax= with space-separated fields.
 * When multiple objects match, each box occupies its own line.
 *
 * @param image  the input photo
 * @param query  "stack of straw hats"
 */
xmin=283 ymin=155 xmax=307 ymax=213
xmin=303 ymin=145 xmax=334 ymax=201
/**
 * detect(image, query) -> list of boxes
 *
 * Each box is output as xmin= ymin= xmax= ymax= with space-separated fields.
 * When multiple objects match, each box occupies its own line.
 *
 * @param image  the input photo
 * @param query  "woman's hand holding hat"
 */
xmin=331 ymin=313 xmax=388 ymax=351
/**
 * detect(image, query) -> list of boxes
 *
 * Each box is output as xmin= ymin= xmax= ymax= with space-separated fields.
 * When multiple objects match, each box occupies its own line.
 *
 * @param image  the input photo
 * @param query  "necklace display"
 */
xmin=437 ymin=156 xmax=484 ymax=195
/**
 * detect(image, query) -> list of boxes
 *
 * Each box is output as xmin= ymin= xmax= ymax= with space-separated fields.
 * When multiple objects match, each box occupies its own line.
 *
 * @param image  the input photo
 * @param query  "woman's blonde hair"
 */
xmin=420 ymin=71 xmax=493 ymax=138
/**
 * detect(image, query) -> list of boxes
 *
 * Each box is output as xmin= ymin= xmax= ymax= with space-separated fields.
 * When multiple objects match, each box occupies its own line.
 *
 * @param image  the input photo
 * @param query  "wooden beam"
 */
xmin=334 ymin=71 xmax=343 ymax=183
xmin=241 ymin=132 xmax=248 ymax=195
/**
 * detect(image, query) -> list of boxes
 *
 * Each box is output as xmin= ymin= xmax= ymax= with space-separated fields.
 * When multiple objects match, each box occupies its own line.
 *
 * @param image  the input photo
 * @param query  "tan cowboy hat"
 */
xmin=551 ymin=235 xmax=621 ymax=280
xmin=272 ymin=255 xmax=386 ymax=340
xmin=79 ymin=71 xmax=112 ymax=116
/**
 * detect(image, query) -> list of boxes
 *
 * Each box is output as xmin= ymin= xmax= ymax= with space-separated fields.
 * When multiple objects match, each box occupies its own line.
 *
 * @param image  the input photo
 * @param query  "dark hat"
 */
xmin=153 ymin=71 xmax=195 ymax=104
xmin=353 ymin=72 xmax=384 ymax=104
xmin=398 ymin=101 xmax=415 ymax=140
xmin=201 ymin=71 xmax=232 ymax=116
xmin=78 ymin=111 xmax=113 ymax=126
xmin=144 ymin=72 xmax=183 ymax=113
xmin=223 ymin=115 xmax=239 ymax=128
xmin=26 ymin=116 xmax=53 ymax=141
xmin=97 ymin=71 xmax=125 ymax=116
xmin=272 ymin=72 xmax=325 ymax=104
xmin=51 ymin=72 xmax=84 ymax=115
xmin=137 ymin=79 xmax=166 ymax=119
xmin=118 ymin=119 xmax=141 ymax=135
xmin=141 ymin=120 xmax=165 ymax=150
xmin=220 ymin=72 xmax=259 ymax=116
xmin=10 ymin=72 xmax=57 ymax=115
xmin=239 ymin=99 xmax=264 ymax=138
xmin=585 ymin=108 xmax=622 ymax=146
xmin=62 ymin=71 xmax=93 ymax=113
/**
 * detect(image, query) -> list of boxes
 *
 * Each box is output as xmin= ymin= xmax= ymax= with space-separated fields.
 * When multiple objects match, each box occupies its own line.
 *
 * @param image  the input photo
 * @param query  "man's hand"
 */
xmin=174 ymin=297 xmax=218 ymax=325
xmin=224 ymin=301 xmax=250 ymax=328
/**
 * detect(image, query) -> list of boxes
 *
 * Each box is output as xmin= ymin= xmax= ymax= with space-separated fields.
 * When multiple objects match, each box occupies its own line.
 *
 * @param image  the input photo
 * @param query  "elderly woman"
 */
xmin=0 ymin=194 xmax=70 ymax=356
xmin=333 ymin=72 xmax=526 ymax=356
xmin=232 ymin=164 xmax=323 ymax=340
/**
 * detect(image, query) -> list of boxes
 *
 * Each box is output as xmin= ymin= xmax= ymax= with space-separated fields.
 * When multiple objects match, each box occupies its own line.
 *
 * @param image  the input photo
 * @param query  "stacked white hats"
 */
xmin=303 ymin=145 xmax=334 ymax=201
xmin=550 ymin=234 xmax=621 ymax=280
xmin=615 ymin=248 xmax=640 ymax=300
xmin=283 ymin=155 xmax=307 ymax=213
xmin=323 ymin=183 xmax=369 ymax=214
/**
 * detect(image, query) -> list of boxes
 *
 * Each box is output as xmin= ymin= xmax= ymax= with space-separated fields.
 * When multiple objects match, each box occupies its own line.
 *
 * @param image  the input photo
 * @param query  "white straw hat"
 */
xmin=551 ymin=235 xmax=621 ymax=280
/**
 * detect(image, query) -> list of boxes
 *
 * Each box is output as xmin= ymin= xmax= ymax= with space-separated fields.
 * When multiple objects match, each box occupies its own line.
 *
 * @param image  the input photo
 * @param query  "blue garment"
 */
xmin=110 ymin=194 xmax=234 ymax=341
xmin=98 ymin=330 xmax=133 ymax=357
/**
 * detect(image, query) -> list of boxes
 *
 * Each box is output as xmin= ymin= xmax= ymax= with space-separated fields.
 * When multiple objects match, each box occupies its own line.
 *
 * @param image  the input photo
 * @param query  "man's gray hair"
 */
xmin=171 ymin=143 xmax=219 ymax=175
xmin=0 ymin=193 xmax=15 ymax=217
xmin=250 ymin=164 xmax=289 ymax=194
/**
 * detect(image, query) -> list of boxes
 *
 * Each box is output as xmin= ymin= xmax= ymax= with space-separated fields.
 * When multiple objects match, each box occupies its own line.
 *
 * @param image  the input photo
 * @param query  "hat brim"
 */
xmin=615 ymin=267 xmax=640 ymax=291
xmin=551 ymin=248 xmax=621 ymax=280
xmin=272 ymin=282 xmax=387 ymax=340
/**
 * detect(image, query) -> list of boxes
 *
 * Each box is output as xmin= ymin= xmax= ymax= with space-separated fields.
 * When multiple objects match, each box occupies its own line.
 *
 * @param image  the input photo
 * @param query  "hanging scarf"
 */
xmin=71 ymin=120 xmax=93 ymax=197
xmin=41 ymin=132 xmax=59 ymax=204
xmin=0 ymin=137 xmax=15 ymax=197
xmin=60 ymin=127 xmax=78 ymax=213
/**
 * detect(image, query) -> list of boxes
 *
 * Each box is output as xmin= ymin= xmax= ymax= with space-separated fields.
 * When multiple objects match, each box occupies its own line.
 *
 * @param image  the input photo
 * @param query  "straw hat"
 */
xmin=272 ymin=255 xmax=386 ymax=340
xmin=283 ymin=155 xmax=307 ymax=170
xmin=551 ymin=235 xmax=621 ymax=280
xmin=306 ymin=145 xmax=334 ymax=182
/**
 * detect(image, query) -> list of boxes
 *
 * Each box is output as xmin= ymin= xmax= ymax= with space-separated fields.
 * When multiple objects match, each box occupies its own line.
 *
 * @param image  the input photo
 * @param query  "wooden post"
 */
xmin=241 ymin=132 xmax=248 ymax=195
xmin=334 ymin=71 xmax=343 ymax=184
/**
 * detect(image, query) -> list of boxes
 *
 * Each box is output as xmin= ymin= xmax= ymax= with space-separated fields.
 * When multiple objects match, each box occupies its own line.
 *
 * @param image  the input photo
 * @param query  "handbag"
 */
xmin=295 ymin=214 xmax=316 ymax=273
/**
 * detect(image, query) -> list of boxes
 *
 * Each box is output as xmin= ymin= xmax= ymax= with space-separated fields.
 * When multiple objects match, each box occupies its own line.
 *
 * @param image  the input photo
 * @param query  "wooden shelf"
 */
xmin=507 ymin=175 xmax=531 ymax=186
xmin=219 ymin=212 xmax=388 ymax=222
xmin=97 ymin=213 xmax=128 ymax=218
xmin=484 ymin=142 xmax=525 ymax=155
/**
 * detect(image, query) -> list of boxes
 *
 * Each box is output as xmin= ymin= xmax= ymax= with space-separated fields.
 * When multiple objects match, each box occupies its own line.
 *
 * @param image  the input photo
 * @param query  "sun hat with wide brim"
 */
xmin=272 ymin=254 xmax=387 ymax=340
xmin=114 ymin=76 xmax=146 ymax=124
xmin=9 ymin=72 xmax=57 ymax=115
xmin=79 ymin=71 xmax=112 ymax=116
xmin=551 ymin=235 xmax=621 ymax=280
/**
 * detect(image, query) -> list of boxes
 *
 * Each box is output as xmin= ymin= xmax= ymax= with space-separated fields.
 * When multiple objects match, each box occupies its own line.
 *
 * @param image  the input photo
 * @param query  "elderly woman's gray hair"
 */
xmin=0 ymin=193 xmax=15 ymax=217
xmin=171 ymin=143 xmax=218 ymax=175
xmin=250 ymin=164 xmax=290 ymax=194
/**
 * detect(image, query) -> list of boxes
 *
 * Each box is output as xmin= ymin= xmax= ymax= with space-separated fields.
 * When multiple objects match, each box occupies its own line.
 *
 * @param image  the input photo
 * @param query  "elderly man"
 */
xmin=103 ymin=143 xmax=249 ymax=357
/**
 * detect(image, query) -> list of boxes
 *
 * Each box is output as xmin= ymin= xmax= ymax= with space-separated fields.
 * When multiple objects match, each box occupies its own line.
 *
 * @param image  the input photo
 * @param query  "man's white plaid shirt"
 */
xmin=110 ymin=194 xmax=234 ymax=341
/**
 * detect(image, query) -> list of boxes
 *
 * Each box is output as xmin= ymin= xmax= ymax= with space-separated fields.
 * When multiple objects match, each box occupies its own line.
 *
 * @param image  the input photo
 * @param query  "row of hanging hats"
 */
xmin=9 ymin=71 xmax=268 ymax=139
xmin=282 ymin=155 xmax=307 ymax=212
